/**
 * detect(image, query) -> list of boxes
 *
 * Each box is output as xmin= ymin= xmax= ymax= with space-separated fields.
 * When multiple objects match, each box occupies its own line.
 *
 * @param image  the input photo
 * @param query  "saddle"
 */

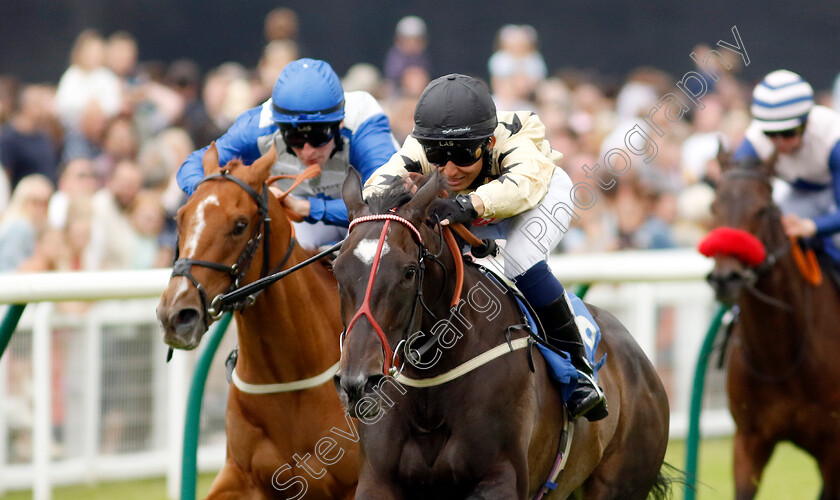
xmin=470 ymin=260 xmax=605 ymax=403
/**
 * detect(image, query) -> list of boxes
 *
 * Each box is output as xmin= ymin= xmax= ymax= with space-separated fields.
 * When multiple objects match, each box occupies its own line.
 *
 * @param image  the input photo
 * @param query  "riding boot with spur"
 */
xmin=534 ymin=295 xmax=609 ymax=422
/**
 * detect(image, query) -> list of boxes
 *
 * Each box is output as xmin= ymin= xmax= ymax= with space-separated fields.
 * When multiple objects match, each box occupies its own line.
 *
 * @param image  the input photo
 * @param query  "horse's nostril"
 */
xmin=337 ymin=373 xmax=382 ymax=403
xmin=175 ymin=308 xmax=200 ymax=327
xmin=365 ymin=374 xmax=385 ymax=394
xmin=726 ymin=270 xmax=742 ymax=282
xmin=708 ymin=270 xmax=745 ymax=287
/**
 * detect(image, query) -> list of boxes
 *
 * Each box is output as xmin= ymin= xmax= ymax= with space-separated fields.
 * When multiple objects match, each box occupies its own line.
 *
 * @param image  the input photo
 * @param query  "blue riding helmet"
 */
xmin=271 ymin=58 xmax=345 ymax=125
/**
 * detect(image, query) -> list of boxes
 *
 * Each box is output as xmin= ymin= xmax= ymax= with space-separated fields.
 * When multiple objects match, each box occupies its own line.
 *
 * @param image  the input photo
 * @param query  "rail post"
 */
xmin=180 ymin=312 xmax=233 ymax=500
xmin=684 ymin=305 xmax=728 ymax=500
xmin=0 ymin=304 xmax=26 ymax=359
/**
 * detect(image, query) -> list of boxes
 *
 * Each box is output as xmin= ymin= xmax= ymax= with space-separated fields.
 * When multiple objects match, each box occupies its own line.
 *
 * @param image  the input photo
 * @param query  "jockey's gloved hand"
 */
xmin=430 ymin=194 xmax=478 ymax=226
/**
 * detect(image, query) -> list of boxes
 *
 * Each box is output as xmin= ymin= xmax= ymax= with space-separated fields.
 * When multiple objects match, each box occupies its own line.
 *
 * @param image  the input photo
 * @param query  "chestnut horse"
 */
xmin=331 ymin=170 xmax=671 ymax=499
xmin=703 ymin=153 xmax=840 ymax=499
xmin=156 ymin=145 xmax=358 ymax=499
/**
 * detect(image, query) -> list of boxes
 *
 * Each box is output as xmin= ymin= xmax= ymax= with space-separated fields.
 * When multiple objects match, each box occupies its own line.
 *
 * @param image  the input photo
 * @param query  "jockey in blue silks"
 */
xmin=734 ymin=69 xmax=840 ymax=266
xmin=177 ymin=58 xmax=398 ymax=249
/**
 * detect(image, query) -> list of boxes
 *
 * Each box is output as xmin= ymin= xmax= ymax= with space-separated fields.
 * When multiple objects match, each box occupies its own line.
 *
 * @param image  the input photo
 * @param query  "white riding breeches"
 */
xmin=471 ymin=168 xmax=575 ymax=279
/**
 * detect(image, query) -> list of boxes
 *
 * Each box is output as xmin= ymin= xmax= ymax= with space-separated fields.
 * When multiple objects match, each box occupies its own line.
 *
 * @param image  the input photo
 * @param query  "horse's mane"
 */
xmin=366 ymin=179 xmax=414 ymax=215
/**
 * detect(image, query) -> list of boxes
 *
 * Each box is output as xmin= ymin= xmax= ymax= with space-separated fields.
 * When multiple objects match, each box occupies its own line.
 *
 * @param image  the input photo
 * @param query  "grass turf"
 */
xmin=0 ymin=437 xmax=822 ymax=499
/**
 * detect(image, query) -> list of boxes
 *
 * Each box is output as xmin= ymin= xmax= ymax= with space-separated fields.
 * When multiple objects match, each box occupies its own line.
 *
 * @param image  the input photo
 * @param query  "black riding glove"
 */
xmin=429 ymin=194 xmax=478 ymax=225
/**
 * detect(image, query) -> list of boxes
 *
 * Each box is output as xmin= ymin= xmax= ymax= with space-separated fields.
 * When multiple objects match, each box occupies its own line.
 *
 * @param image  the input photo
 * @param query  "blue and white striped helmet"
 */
xmin=271 ymin=58 xmax=345 ymax=125
xmin=751 ymin=70 xmax=814 ymax=132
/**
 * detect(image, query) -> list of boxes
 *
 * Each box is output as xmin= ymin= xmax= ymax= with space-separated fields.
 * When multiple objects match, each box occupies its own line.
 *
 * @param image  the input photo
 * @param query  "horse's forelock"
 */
xmin=367 ymin=181 xmax=413 ymax=215
xmin=224 ymin=159 xmax=246 ymax=173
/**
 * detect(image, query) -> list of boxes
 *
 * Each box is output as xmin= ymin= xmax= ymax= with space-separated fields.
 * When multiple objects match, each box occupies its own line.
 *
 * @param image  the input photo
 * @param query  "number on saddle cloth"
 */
xmin=479 ymin=268 xmax=605 ymax=404
xmin=520 ymin=294 xmax=604 ymax=403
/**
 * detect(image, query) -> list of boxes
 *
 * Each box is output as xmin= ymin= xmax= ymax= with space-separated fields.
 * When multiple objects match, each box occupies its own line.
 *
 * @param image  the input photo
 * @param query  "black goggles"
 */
xmin=422 ymin=140 xmax=487 ymax=167
xmin=763 ymin=124 xmax=805 ymax=139
xmin=280 ymin=123 xmax=337 ymax=149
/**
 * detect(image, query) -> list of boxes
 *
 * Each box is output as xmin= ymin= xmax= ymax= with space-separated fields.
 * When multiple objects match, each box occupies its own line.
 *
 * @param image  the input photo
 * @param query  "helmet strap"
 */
xmin=329 ymin=122 xmax=344 ymax=157
xmin=467 ymin=138 xmax=493 ymax=190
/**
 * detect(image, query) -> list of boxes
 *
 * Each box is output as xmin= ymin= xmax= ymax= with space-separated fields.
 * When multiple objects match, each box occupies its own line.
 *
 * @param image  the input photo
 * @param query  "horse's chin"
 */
xmin=713 ymin=283 xmax=743 ymax=307
xmin=162 ymin=330 xmax=204 ymax=351
xmin=345 ymin=394 xmax=384 ymax=420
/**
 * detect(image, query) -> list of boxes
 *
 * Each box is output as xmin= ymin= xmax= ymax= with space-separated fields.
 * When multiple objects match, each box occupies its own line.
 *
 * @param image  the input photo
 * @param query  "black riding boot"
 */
xmin=534 ymin=295 xmax=608 ymax=422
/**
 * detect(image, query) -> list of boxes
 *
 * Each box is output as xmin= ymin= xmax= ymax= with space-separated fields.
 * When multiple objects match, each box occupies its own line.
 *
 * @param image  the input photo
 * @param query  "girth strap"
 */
xmin=533 ymin=416 xmax=574 ymax=499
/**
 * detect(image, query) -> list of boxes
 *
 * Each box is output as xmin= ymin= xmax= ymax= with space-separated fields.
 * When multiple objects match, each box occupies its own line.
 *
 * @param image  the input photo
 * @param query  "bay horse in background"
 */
xmin=156 ymin=144 xmax=358 ymax=499
xmin=332 ymin=169 xmax=671 ymax=499
xmin=702 ymin=151 xmax=840 ymax=499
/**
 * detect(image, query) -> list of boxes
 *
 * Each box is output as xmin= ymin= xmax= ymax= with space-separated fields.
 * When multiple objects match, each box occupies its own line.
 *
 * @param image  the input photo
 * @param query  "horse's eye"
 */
xmin=232 ymin=218 xmax=248 ymax=235
xmin=404 ymin=267 xmax=417 ymax=280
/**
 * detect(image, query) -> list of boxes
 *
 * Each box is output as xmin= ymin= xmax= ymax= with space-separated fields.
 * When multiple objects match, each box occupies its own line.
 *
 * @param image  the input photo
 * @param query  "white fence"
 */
xmin=0 ymin=249 xmax=733 ymax=498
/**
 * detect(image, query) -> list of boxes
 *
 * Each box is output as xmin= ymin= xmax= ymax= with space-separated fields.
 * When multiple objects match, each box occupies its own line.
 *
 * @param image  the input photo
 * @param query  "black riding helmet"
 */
xmin=411 ymin=74 xmax=498 ymax=143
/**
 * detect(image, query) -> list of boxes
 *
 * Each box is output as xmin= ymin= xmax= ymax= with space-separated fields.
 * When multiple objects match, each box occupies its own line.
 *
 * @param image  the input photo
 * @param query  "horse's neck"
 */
xmin=416 ymin=263 xmax=518 ymax=373
xmin=738 ymin=240 xmax=807 ymax=359
xmin=235 ymin=218 xmax=341 ymax=382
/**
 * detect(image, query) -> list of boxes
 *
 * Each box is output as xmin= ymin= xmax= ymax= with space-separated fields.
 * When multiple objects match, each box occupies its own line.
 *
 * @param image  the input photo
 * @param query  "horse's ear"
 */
xmin=202 ymin=142 xmax=220 ymax=176
xmin=342 ymin=167 xmax=368 ymax=220
xmin=403 ymin=170 xmax=445 ymax=224
xmin=717 ymin=139 xmax=733 ymax=173
xmin=245 ymin=145 xmax=276 ymax=186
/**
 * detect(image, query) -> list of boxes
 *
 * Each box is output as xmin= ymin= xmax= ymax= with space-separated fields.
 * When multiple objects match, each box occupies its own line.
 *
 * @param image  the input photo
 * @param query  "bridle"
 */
xmin=708 ymin=169 xmax=794 ymax=309
xmin=170 ymin=171 xmax=295 ymax=330
xmin=341 ymin=213 xmax=426 ymax=377
xmin=712 ymin=169 xmax=822 ymax=380
xmin=341 ymin=213 xmax=464 ymax=377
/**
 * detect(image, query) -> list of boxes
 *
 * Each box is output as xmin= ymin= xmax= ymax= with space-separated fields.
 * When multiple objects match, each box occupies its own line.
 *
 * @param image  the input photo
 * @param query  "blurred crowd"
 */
xmin=1 ymin=10 xmax=838 ymax=275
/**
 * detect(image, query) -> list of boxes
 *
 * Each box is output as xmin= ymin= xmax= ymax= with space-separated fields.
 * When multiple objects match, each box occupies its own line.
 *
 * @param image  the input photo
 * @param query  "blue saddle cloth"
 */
xmin=513 ymin=293 xmax=605 ymax=403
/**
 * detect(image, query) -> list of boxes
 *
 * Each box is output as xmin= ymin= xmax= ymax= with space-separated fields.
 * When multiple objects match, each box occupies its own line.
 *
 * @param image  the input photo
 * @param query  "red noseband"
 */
xmin=698 ymin=227 xmax=767 ymax=266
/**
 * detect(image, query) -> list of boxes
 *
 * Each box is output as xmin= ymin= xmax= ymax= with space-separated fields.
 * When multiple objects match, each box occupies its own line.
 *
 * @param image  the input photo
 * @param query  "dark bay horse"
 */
xmin=156 ymin=144 xmax=358 ymax=499
xmin=702 ymin=152 xmax=840 ymax=499
xmin=332 ymin=170 xmax=670 ymax=499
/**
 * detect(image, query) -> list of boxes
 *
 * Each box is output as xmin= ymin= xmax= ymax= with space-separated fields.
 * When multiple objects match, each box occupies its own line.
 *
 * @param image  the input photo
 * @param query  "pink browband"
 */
xmin=349 ymin=214 xmax=423 ymax=244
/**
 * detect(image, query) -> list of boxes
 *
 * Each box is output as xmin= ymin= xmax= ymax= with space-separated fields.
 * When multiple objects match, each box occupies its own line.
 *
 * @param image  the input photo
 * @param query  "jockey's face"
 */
xmin=428 ymin=137 xmax=495 ymax=192
xmin=282 ymin=121 xmax=340 ymax=167
xmin=290 ymin=140 xmax=335 ymax=168
xmin=764 ymin=124 xmax=805 ymax=155
xmin=437 ymin=158 xmax=484 ymax=191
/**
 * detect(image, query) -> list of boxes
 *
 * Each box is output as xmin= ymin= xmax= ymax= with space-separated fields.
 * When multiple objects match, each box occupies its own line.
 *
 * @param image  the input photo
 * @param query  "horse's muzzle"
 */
xmin=334 ymin=372 xmax=386 ymax=419
xmin=156 ymin=304 xmax=204 ymax=350
xmin=707 ymin=269 xmax=750 ymax=305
